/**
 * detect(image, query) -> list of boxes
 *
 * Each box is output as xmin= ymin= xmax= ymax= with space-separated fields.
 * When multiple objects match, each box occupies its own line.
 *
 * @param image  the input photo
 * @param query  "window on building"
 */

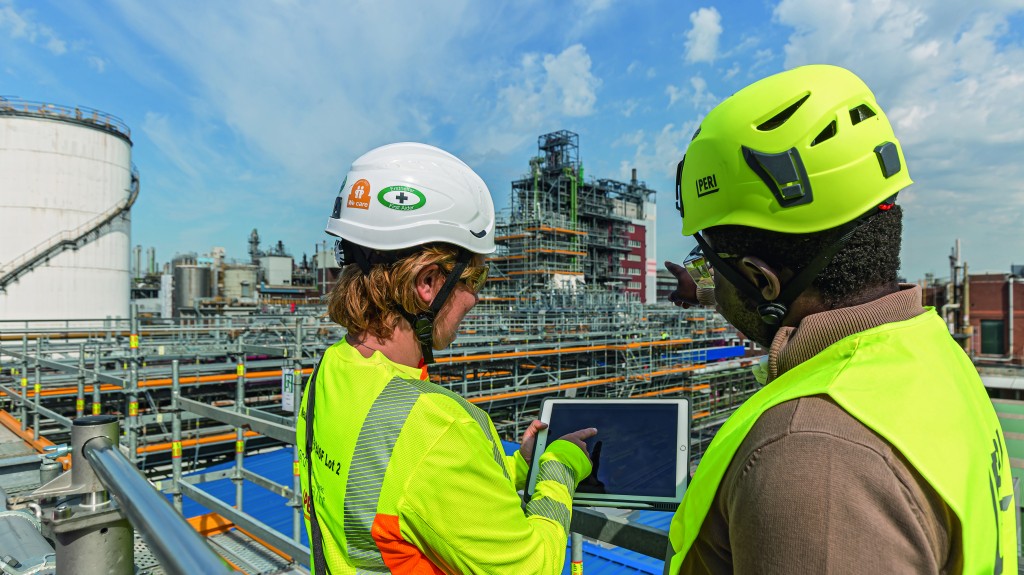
xmin=628 ymin=281 xmax=641 ymax=289
xmin=627 ymin=254 xmax=641 ymax=262
xmin=627 ymin=240 xmax=641 ymax=248
xmin=628 ymin=268 xmax=640 ymax=275
xmin=981 ymin=319 xmax=1006 ymax=355
xmin=628 ymin=225 xmax=635 ymax=233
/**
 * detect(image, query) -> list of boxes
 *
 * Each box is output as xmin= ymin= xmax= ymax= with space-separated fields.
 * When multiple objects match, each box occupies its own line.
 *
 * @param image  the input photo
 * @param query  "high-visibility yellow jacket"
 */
xmin=297 ymin=340 xmax=591 ymax=574
xmin=668 ymin=310 xmax=1016 ymax=573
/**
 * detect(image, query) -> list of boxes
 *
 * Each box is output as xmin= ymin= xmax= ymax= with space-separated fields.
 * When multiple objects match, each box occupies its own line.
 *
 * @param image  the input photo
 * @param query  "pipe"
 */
xmin=571 ymin=532 xmax=583 ymax=574
xmin=83 ymin=435 xmax=235 ymax=574
xmin=986 ymin=276 xmax=1018 ymax=363
xmin=1011 ymin=276 xmax=1016 ymax=361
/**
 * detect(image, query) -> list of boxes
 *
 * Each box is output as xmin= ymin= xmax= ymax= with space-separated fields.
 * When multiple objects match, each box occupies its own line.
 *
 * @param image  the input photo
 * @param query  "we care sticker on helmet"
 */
xmin=378 ymin=186 xmax=426 ymax=211
xmin=346 ymin=179 xmax=372 ymax=210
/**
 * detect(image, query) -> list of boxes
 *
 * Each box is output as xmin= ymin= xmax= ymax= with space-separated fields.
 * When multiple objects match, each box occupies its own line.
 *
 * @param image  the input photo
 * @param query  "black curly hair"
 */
xmin=706 ymin=205 xmax=903 ymax=309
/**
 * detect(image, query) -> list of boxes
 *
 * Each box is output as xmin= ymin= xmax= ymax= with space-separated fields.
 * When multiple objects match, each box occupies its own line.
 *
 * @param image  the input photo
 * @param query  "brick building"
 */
xmin=968 ymin=272 xmax=1024 ymax=365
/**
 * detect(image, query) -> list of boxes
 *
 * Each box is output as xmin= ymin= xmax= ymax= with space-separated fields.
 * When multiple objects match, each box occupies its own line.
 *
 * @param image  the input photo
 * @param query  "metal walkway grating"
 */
xmin=208 ymin=528 xmax=302 ymax=574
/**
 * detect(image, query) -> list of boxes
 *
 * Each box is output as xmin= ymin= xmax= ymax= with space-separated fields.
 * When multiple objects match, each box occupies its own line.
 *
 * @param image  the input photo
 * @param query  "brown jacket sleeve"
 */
xmin=682 ymin=397 xmax=958 ymax=574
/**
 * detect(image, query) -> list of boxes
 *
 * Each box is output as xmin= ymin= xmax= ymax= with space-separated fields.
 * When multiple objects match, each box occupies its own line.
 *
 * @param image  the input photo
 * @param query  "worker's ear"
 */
xmin=414 ymin=264 xmax=443 ymax=306
xmin=738 ymin=256 xmax=782 ymax=301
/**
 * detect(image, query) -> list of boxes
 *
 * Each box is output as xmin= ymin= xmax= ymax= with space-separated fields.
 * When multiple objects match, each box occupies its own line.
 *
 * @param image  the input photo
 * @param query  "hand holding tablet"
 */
xmin=525 ymin=398 xmax=690 ymax=510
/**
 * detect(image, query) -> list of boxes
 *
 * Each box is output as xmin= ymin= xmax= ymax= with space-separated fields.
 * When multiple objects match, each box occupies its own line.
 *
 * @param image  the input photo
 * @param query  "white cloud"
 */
xmin=45 ymin=35 xmax=65 ymax=55
xmin=0 ymin=0 xmax=67 ymax=55
xmin=684 ymin=7 xmax=722 ymax=63
xmin=543 ymin=44 xmax=600 ymax=116
xmin=621 ymin=98 xmax=639 ymax=117
xmin=773 ymin=0 xmax=1024 ymax=277
xmin=577 ymin=0 xmax=613 ymax=16
xmin=666 ymin=84 xmax=684 ymax=107
xmin=619 ymin=122 xmax=700 ymax=186
xmin=688 ymin=76 xmax=717 ymax=110
xmin=665 ymin=77 xmax=717 ymax=110
xmin=140 ymin=112 xmax=203 ymax=182
xmin=87 ymin=55 xmax=106 ymax=73
xmin=103 ymin=1 xmax=482 ymax=187
xmin=474 ymin=44 xmax=601 ymax=156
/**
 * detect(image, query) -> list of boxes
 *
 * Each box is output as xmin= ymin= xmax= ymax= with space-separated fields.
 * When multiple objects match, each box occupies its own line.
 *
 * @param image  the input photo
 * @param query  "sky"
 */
xmin=2 ymin=0 xmax=1023 ymax=282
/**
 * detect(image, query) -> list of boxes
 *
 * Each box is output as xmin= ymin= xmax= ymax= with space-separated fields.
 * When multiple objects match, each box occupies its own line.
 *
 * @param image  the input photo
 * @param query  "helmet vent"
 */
xmin=810 ymin=121 xmax=837 ymax=147
xmin=849 ymin=104 xmax=876 ymax=125
xmin=757 ymin=94 xmax=810 ymax=131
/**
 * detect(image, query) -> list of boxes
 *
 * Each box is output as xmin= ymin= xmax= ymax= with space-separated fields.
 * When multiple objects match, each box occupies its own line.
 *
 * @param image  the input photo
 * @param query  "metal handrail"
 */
xmin=0 ymin=97 xmax=131 ymax=141
xmin=82 ymin=435 xmax=235 ymax=574
xmin=0 ymin=173 xmax=139 ymax=290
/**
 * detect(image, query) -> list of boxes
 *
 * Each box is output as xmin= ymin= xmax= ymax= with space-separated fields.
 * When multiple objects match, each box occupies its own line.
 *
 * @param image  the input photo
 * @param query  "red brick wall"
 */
xmin=968 ymin=274 xmax=1024 ymax=365
xmin=622 ymin=223 xmax=647 ymax=302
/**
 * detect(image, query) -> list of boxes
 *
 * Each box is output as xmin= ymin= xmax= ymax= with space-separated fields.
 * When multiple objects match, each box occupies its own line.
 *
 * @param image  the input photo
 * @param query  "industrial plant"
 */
xmin=1 ymin=100 xmax=1022 ymax=574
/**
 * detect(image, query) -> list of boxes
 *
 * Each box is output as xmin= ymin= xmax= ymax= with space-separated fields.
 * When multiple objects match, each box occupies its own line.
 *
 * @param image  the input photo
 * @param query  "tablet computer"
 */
xmin=525 ymin=398 xmax=689 ymax=510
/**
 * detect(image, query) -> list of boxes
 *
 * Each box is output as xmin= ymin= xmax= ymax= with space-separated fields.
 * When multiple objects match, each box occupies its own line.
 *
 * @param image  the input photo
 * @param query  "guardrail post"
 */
xmin=127 ymin=364 xmax=138 ymax=464
xmin=291 ymin=319 xmax=304 ymax=542
xmin=76 ymin=342 xmax=86 ymax=418
xmin=234 ymin=354 xmax=246 ymax=511
xmin=36 ymin=415 xmax=133 ymax=575
xmin=33 ymin=362 xmax=42 ymax=440
xmin=91 ymin=345 xmax=102 ymax=416
xmin=20 ymin=367 xmax=28 ymax=431
xmin=171 ymin=360 xmax=183 ymax=514
xmin=292 ymin=362 xmax=302 ymax=542
xmin=128 ymin=305 xmax=139 ymax=464
xmin=571 ymin=532 xmax=583 ymax=574
xmin=20 ymin=334 xmax=28 ymax=430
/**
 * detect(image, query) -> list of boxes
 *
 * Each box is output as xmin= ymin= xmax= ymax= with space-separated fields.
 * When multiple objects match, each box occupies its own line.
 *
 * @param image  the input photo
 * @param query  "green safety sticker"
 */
xmin=378 ymin=186 xmax=426 ymax=211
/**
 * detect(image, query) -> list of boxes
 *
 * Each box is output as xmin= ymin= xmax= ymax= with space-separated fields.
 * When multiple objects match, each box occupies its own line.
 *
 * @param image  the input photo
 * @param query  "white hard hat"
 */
xmin=325 ymin=142 xmax=496 ymax=254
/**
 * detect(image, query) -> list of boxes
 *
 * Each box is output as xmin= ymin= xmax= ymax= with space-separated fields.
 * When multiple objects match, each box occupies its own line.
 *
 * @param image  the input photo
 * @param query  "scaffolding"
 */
xmin=509 ymin=130 xmax=657 ymax=300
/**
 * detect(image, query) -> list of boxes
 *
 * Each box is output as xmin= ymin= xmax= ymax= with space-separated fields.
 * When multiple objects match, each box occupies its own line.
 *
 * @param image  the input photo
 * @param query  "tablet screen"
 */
xmin=546 ymin=402 xmax=679 ymax=498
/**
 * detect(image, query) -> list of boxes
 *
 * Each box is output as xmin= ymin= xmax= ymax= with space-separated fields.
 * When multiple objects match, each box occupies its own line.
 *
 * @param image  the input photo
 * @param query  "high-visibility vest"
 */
xmin=297 ymin=339 xmax=590 ymax=574
xmin=668 ymin=310 xmax=1016 ymax=574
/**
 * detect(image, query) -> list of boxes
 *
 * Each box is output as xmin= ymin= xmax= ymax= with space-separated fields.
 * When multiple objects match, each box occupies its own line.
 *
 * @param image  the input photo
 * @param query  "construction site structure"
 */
xmin=0 ymin=128 xmax=762 ymax=573
xmin=507 ymin=130 xmax=657 ymax=302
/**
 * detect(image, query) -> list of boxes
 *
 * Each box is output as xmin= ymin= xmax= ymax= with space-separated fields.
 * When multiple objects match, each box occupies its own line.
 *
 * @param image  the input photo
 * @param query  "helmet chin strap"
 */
xmin=396 ymin=248 xmax=472 ymax=365
xmin=694 ymin=205 xmax=884 ymax=329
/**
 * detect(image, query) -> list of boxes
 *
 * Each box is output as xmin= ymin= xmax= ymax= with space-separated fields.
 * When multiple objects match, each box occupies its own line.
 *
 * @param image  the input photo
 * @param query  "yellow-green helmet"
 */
xmin=677 ymin=64 xmax=912 ymax=236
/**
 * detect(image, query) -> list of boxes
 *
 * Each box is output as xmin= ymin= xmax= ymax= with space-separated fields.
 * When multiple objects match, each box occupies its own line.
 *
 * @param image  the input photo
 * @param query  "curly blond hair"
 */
xmin=327 ymin=245 xmax=485 ymax=339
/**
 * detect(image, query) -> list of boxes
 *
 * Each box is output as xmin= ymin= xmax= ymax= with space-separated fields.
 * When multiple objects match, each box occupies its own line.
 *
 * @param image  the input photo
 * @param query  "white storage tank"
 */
xmin=223 ymin=265 xmax=258 ymax=303
xmin=0 ymin=99 xmax=135 ymax=321
xmin=173 ymin=265 xmax=212 ymax=314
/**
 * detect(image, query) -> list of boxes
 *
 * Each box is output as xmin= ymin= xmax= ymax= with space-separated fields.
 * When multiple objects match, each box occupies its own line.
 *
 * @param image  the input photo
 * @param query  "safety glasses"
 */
xmin=461 ymin=265 xmax=489 ymax=292
xmin=442 ymin=262 xmax=489 ymax=293
xmin=683 ymin=244 xmax=712 ymax=284
xmin=682 ymin=244 xmax=740 ymax=286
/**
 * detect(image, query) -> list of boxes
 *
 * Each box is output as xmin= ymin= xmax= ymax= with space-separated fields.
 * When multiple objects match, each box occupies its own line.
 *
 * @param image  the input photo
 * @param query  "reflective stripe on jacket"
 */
xmin=297 ymin=340 xmax=591 ymax=574
xmin=668 ymin=310 xmax=1016 ymax=574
